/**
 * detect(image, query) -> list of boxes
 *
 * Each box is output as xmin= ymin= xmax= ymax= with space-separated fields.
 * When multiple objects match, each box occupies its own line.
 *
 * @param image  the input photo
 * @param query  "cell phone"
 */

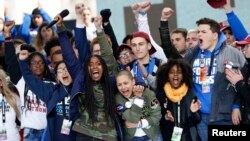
xmin=193 ymin=96 xmax=198 ymax=103
xmin=232 ymin=66 xmax=239 ymax=73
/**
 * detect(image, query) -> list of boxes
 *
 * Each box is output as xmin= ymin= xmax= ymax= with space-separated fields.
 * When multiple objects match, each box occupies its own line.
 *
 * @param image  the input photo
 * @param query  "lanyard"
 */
xmin=1 ymin=98 xmax=6 ymax=124
xmin=177 ymin=102 xmax=180 ymax=127
xmin=174 ymin=101 xmax=181 ymax=127
xmin=200 ymin=50 xmax=216 ymax=76
xmin=62 ymin=98 xmax=68 ymax=119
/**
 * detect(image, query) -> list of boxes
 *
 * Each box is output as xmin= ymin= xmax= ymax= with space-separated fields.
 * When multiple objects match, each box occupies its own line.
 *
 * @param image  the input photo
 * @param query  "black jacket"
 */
xmin=157 ymin=89 xmax=201 ymax=141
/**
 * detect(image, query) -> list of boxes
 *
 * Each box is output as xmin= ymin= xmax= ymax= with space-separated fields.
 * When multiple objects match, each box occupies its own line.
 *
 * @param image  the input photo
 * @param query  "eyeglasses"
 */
xmin=57 ymin=68 xmax=68 ymax=74
xmin=119 ymin=51 xmax=132 ymax=59
xmin=30 ymin=61 xmax=45 ymax=66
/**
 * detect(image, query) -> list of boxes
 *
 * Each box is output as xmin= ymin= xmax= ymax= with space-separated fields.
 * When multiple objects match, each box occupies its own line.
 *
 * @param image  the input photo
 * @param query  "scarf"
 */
xmin=163 ymin=82 xmax=188 ymax=103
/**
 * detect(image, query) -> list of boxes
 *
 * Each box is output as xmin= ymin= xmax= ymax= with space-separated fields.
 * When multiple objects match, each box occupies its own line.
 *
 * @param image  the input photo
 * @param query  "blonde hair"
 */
xmin=34 ymin=23 xmax=57 ymax=52
xmin=0 ymin=69 xmax=20 ymax=117
xmin=116 ymin=70 xmax=133 ymax=80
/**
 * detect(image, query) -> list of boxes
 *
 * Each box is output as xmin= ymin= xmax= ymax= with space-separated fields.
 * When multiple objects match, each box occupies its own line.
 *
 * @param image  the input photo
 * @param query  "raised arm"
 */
xmin=159 ymin=7 xmax=182 ymax=59
xmin=17 ymin=13 xmax=32 ymax=43
xmin=94 ymin=16 xmax=119 ymax=75
xmin=4 ymin=21 xmax=22 ymax=84
xmin=223 ymin=0 xmax=248 ymax=41
xmin=100 ymin=9 xmax=119 ymax=59
xmin=74 ymin=3 xmax=91 ymax=64
xmin=132 ymin=1 xmax=167 ymax=62
xmin=18 ymin=50 xmax=55 ymax=103
xmin=56 ymin=15 xmax=83 ymax=80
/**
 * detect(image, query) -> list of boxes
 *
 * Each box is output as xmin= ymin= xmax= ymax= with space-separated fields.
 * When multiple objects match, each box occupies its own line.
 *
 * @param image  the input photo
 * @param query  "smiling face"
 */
xmin=116 ymin=74 xmax=135 ymax=99
xmin=88 ymin=56 xmax=103 ymax=82
xmin=56 ymin=63 xmax=72 ymax=86
xmin=118 ymin=49 xmax=134 ymax=65
xmin=168 ymin=65 xmax=183 ymax=89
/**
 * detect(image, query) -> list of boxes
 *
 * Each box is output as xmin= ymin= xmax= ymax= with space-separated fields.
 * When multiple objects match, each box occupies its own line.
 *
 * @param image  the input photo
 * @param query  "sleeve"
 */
xmin=227 ymin=11 xmax=248 ymax=41
xmin=4 ymin=39 xmax=22 ymax=84
xmin=74 ymin=27 xmax=91 ymax=64
xmin=97 ymin=31 xmax=119 ymax=75
xmin=18 ymin=13 xmax=32 ymax=43
xmin=143 ymin=89 xmax=161 ymax=126
xmin=103 ymin=22 xmax=119 ymax=59
xmin=39 ymin=9 xmax=52 ymax=23
xmin=235 ymin=80 xmax=250 ymax=105
xmin=145 ymin=74 xmax=156 ymax=90
xmin=57 ymin=26 xmax=83 ymax=80
xmin=115 ymin=95 xmax=142 ymax=123
xmin=18 ymin=59 xmax=55 ymax=103
xmin=137 ymin=13 xmax=167 ymax=62
xmin=187 ymin=92 xmax=201 ymax=124
xmin=159 ymin=20 xmax=183 ymax=59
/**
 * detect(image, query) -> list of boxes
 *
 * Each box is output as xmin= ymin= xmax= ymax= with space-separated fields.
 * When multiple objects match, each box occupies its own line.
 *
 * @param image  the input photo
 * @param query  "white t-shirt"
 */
xmin=0 ymin=94 xmax=21 ymax=141
xmin=16 ymin=77 xmax=47 ymax=130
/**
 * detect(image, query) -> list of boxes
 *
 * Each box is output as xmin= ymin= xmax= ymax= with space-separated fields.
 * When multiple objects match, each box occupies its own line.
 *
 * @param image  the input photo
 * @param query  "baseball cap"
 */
xmin=207 ymin=0 xmax=227 ymax=8
xmin=132 ymin=31 xmax=156 ymax=55
xmin=219 ymin=20 xmax=230 ymax=31
xmin=236 ymin=35 xmax=250 ymax=46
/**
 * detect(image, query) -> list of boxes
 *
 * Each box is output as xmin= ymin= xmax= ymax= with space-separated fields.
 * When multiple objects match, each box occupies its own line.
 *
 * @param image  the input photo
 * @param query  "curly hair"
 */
xmin=156 ymin=59 xmax=193 ymax=92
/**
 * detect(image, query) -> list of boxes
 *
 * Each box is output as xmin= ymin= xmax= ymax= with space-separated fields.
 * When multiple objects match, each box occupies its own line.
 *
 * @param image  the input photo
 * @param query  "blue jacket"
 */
xmin=58 ymin=27 xmax=90 ymax=121
xmin=18 ymin=9 xmax=51 ymax=43
xmin=227 ymin=11 xmax=248 ymax=41
xmin=19 ymin=59 xmax=76 ymax=141
xmin=185 ymin=33 xmax=246 ymax=121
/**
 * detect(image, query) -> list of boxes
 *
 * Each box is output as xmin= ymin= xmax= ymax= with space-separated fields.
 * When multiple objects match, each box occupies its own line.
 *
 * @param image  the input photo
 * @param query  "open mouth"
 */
xmin=62 ymin=76 xmax=69 ymax=81
xmin=92 ymin=70 xmax=100 ymax=78
xmin=199 ymin=39 xmax=203 ymax=45
xmin=173 ymin=78 xmax=180 ymax=85
xmin=121 ymin=90 xmax=130 ymax=97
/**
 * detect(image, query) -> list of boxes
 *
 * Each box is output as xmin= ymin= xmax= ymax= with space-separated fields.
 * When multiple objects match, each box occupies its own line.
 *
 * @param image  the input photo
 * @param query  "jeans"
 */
xmin=156 ymin=132 xmax=163 ymax=141
xmin=197 ymin=114 xmax=233 ymax=141
xmin=197 ymin=114 xmax=209 ymax=141
xmin=23 ymin=128 xmax=44 ymax=141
